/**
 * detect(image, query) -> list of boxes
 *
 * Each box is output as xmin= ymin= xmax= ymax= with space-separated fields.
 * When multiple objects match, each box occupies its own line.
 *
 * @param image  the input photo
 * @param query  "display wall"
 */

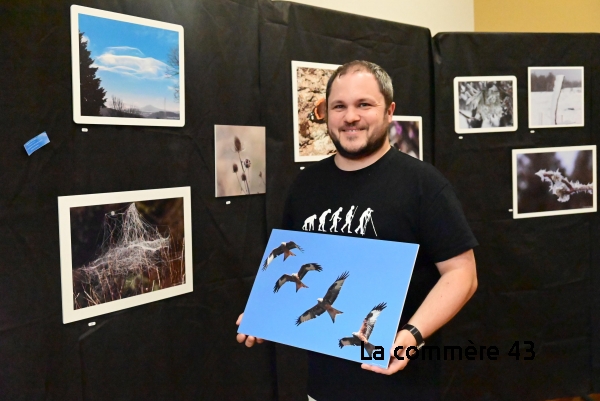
xmin=1 ymin=1 xmax=599 ymax=400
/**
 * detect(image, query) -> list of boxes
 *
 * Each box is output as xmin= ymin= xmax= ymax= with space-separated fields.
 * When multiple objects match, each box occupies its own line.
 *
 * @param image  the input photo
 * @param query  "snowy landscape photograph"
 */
xmin=71 ymin=5 xmax=185 ymax=126
xmin=59 ymin=187 xmax=193 ymax=323
xmin=512 ymin=146 xmax=596 ymax=219
xmin=528 ymin=67 xmax=584 ymax=128
xmin=454 ymin=76 xmax=517 ymax=134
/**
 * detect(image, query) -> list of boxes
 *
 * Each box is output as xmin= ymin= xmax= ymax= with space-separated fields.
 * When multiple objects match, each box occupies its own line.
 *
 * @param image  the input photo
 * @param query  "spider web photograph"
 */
xmin=69 ymin=198 xmax=186 ymax=309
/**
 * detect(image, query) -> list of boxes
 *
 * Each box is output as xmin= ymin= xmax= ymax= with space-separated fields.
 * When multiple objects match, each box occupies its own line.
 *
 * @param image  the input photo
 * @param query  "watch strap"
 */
xmin=402 ymin=324 xmax=425 ymax=349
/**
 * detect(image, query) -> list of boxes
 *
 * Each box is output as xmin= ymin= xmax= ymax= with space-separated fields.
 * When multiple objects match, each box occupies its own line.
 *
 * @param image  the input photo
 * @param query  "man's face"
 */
xmin=327 ymin=70 xmax=395 ymax=160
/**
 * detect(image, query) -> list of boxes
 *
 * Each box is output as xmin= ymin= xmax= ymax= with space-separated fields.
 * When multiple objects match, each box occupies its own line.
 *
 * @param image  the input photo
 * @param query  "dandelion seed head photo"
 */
xmin=215 ymin=125 xmax=266 ymax=197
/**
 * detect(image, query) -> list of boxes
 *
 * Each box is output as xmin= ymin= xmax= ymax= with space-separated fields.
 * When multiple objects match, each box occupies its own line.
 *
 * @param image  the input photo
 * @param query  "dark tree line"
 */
xmin=530 ymin=72 xmax=582 ymax=92
xmin=79 ymin=32 xmax=106 ymax=116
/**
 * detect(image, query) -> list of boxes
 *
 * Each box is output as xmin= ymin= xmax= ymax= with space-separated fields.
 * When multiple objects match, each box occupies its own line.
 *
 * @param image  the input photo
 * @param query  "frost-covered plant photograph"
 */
xmin=71 ymin=5 xmax=185 ymax=127
xmin=389 ymin=116 xmax=422 ymax=160
xmin=291 ymin=60 xmax=340 ymax=162
xmin=214 ymin=125 xmax=266 ymax=197
xmin=454 ymin=76 xmax=517 ymax=134
xmin=528 ymin=67 xmax=584 ymax=128
xmin=59 ymin=187 xmax=192 ymax=323
xmin=512 ymin=146 xmax=596 ymax=219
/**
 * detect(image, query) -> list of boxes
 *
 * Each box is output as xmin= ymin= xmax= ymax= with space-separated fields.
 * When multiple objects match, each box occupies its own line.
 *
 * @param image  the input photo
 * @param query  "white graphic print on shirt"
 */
xmin=302 ymin=206 xmax=377 ymax=236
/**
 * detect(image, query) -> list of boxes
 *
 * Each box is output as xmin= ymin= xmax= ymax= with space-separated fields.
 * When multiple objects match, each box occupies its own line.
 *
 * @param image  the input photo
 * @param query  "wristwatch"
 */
xmin=402 ymin=324 xmax=425 ymax=350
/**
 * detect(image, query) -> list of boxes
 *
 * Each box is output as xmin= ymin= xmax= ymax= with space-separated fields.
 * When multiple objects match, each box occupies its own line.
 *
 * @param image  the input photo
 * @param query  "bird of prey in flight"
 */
xmin=338 ymin=302 xmax=387 ymax=357
xmin=273 ymin=263 xmax=323 ymax=293
xmin=262 ymin=241 xmax=304 ymax=270
xmin=295 ymin=271 xmax=349 ymax=325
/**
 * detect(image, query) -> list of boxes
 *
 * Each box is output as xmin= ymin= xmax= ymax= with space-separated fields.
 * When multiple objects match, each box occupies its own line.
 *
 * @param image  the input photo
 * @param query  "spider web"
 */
xmin=74 ymin=202 xmax=184 ymax=308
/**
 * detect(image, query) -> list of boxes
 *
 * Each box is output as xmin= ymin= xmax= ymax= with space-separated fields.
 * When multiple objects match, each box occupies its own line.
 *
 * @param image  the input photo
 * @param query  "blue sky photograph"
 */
xmin=239 ymin=229 xmax=419 ymax=368
xmin=79 ymin=13 xmax=180 ymax=114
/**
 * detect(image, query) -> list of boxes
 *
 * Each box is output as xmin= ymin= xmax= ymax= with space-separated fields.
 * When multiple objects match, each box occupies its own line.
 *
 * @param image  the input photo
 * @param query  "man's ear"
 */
xmin=386 ymin=102 xmax=396 ymax=121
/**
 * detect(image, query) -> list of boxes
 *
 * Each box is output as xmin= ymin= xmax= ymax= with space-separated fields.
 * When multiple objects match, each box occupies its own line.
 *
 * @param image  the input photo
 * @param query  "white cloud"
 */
xmin=81 ymin=35 xmax=90 ymax=44
xmin=93 ymin=53 xmax=168 ymax=80
xmin=105 ymin=46 xmax=145 ymax=57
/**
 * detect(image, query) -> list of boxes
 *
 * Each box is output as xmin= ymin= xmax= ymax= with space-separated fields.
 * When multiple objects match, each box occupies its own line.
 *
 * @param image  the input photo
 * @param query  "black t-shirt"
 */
xmin=281 ymin=148 xmax=478 ymax=401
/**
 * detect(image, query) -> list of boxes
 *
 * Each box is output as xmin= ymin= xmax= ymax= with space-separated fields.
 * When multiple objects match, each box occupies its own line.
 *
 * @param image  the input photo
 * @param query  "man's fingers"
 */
xmin=255 ymin=337 xmax=264 ymax=344
xmin=245 ymin=336 xmax=256 ymax=347
xmin=236 ymin=333 xmax=247 ymax=344
xmin=236 ymin=313 xmax=243 ymax=326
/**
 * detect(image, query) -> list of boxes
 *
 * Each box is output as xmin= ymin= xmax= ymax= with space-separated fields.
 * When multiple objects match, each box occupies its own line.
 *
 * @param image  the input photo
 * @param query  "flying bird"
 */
xmin=262 ymin=241 xmax=304 ymax=270
xmin=295 ymin=271 xmax=349 ymax=325
xmin=338 ymin=302 xmax=387 ymax=357
xmin=273 ymin=263 xmax=323 ymax=293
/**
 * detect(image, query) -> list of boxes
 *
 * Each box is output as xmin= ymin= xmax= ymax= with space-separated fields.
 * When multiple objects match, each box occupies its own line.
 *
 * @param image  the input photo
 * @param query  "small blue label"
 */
xmin=24 ymin=132 xmax=50 ymax=156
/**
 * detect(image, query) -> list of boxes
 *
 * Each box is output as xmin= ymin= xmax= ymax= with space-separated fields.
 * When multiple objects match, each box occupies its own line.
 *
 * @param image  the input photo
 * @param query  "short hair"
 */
xmin=325 ymin=60 xmax=394 ymax=109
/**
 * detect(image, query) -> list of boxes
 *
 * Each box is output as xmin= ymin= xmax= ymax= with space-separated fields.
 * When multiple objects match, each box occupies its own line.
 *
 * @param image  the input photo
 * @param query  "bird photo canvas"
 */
xmin=238 ymin=229 xmax=419 ymax=368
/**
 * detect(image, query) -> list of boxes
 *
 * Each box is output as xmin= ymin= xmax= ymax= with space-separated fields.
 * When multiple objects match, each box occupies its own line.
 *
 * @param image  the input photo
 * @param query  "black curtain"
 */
xmin=433 ymin=32 xmax=599 ymax=401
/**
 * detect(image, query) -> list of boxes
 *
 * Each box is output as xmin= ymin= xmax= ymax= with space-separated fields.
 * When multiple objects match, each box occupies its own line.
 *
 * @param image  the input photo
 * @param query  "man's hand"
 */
xmin=235 ymin=313 xmax=265 ymax=347
xmin=361 ymin=329 xmax=417 ymax=375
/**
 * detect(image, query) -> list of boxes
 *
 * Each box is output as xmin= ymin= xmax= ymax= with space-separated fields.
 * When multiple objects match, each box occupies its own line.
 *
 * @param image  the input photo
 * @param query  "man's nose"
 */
xmin=344 ymin=106 xmax=360 ymax=124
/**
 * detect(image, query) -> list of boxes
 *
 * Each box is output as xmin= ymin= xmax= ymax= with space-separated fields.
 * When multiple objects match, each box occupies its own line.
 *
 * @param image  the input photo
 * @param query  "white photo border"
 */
xmin=454 ymin=76 xmax=518 ymax=134
xmin=391 ymin=115 xmax=423 ymax=161
xmin=512 ymin=145 xmax=596 ymax=219
xmin=59 ymin=186 xmax=193 ymax=323
xmin=291 ymin=60 xmax=341 ymax=162
xmin=71 ymin=5 xmax=185 ymax=127
xmin=527 ymin=66 xmax=584 ymax=129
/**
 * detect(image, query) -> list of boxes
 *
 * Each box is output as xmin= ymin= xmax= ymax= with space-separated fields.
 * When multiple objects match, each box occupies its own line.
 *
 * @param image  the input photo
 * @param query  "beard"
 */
xmin=328 ymin=123 xmax=389 ymax=160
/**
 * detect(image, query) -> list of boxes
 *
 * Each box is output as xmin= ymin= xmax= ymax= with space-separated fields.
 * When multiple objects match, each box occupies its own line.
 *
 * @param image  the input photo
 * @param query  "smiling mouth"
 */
xmin=341 ymin=127 xmax=366 ymax=133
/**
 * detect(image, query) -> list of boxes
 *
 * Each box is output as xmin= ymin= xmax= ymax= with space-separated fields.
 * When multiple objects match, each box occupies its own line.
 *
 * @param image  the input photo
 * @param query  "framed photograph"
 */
xmin=239 ymin=229 xmax=419 ymax=368
xmin=292 ymin=60 xmax=340 ymax=162
xmin=454 ymin=76 xmax=517 ymax=134
xmin=71 ymin=5 xmax=185 ymax=127
xmin=528 ymin=67 xmax=584 ymax=128
xmin=214 ymin=125 xmax=266 ymax=197
xmin=512 ymin=146 xmax=596 ymax=219
xmin=389 ymin=116 xmax=423 ymax=161
xmin=59 ymin=187 xmax=193 ymax=323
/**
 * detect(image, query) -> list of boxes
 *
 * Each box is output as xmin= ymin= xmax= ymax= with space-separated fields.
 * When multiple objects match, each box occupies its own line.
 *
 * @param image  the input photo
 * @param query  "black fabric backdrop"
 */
xmin=1 ymin=1 xmax=599 ymax=400
xmin=433 ymin=33 xmax=600 ymax=401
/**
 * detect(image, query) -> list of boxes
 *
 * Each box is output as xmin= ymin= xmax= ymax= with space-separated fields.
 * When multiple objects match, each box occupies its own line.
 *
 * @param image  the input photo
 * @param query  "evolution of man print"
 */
xmin=301 ymin=206 xmax=377 ymax=236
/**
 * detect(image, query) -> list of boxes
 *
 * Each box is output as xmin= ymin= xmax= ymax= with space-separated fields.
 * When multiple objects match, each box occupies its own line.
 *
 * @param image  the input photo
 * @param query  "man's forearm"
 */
xmin=407 ymin=249 xmax=477 ymax=340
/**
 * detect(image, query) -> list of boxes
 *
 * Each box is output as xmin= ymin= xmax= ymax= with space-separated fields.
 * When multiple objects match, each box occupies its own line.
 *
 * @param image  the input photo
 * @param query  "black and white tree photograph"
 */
xmin=528 ymin=67 xmax=584 ymax=128
xmin=59 ymin=187 xmax=193 ymax=323
xmin=454 ymin=76 xmax=517 ymax=134
xmin=512 ymin=146 xmax=596 ymax=219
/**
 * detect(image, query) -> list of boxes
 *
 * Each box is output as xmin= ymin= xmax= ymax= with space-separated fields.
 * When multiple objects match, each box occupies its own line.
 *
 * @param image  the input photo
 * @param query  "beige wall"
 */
xmin=474 ymin=0 xmax=600 ymax=32
xmin=273 ymin=0 xmax=474 ymax=35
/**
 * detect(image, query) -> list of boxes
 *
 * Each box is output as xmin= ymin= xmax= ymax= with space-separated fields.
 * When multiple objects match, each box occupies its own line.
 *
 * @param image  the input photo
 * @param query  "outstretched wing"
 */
xmin=273 ymin=274 xmax=294 ymax=293
xmin=359 ymin=302 xmax=387 ymax=340
xmin=262 ymin=244 xmax=285 ymax=270
xmin=323 ymin=271 xmax=349 ymax=305
xmin=297 ymin=263 xmax=322 ymax=280
xmin=295 ymin=304 xmax=325 ymax=326
xmin=338 ymin=336 xmax=361 ymax=348
xmin=285 ymin=241 xmax=304 ymax=253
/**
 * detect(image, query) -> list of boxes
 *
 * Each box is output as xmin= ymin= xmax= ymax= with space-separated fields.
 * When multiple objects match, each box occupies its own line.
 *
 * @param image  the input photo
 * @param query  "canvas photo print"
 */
xmin=71 ymin=5 xmax=185 ymax=127
xmin=512 ymin=146 xmax=596 ymax=219
xmin=214 ymin=125 xmax=266 ymax=197
xmin=528 ymin=67 xmax=584 ymax=128
xmin=238 ymin=229 xmax=419 ymax=368
xmin=454 ymin=76 xmax=517 ymax=134
xmin=59 ymin=187 xmax=193 ymax=323
xmin=389 ymin=116 xmax=422 ymax=160
xmin=292 ymin=60 xmax=340 ymax=162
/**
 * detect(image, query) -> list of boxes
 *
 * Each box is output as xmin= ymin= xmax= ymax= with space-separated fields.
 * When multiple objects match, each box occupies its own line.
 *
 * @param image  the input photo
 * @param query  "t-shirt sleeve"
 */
xmin=419 ymin=183 xmax=478 ymax=263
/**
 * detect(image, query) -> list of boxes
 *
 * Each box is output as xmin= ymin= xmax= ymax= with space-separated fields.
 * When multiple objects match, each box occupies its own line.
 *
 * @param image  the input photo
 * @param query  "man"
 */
xmin=237 ymin=60 xmax=478 ymax=400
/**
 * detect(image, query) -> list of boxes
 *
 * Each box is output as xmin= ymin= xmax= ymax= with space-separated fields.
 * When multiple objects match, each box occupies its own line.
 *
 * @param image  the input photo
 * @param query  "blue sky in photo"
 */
xmin=238 ymin=229 xmax=419 ymax=368
xmin=79 ymin=13 xmax=180 ymax=112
